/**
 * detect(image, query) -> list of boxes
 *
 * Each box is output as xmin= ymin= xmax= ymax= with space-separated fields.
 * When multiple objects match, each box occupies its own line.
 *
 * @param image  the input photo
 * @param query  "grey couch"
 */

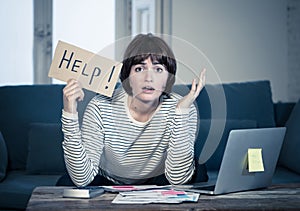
xmin=0 ymin=80 xmax=299 ymax=210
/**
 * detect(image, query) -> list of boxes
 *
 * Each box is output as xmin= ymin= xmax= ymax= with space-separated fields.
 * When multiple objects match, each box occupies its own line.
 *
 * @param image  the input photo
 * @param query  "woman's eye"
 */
xmin=155 ymin=66 xmax=165 ymax=73
xmin=156 ymin=68 xmax=163 ymax=73
xmin=135 ymin=67 xmax=143 ymax=72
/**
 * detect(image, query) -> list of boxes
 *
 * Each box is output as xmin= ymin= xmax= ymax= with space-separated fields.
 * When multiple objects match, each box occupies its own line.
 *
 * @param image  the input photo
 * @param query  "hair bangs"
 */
xmin=130 ymin=54 xmax=168 ymax=66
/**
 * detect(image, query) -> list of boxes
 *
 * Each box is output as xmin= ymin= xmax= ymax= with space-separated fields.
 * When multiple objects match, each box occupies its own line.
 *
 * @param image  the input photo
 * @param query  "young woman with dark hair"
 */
xmin=58 ymin=33 xmax=206 ymax=187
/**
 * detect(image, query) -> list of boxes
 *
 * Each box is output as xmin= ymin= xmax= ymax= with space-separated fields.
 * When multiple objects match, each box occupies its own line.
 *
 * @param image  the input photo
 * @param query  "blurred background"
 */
xmin=0 ymin=0 xmax=299 ymax=103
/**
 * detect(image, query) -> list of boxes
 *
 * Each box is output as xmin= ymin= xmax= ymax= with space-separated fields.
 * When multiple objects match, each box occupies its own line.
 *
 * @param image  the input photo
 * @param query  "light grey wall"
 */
xmin=171 ymin=0 xmax=289 ymax=102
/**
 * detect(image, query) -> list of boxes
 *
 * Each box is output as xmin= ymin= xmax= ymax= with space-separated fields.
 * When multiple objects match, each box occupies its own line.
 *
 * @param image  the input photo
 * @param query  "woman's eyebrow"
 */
xmin=152 ymin=61 xmax=162 ymax=65
xmin=137 ymin=61 xmax=147 ymax=65
xmin=135 ymin=60 xmax=162 ymax=65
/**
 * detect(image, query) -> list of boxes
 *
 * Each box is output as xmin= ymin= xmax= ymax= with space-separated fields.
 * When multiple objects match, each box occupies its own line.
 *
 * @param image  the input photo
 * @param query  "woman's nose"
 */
xmin=144 ymin=69 xmax=154 ymax=82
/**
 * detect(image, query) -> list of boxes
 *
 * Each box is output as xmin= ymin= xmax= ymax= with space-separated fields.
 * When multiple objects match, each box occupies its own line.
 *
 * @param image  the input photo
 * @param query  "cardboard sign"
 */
xmin=248 ymin=148 xmax=265 ymax=172
xmin=48 ymin=41 xmax=122 ymax=97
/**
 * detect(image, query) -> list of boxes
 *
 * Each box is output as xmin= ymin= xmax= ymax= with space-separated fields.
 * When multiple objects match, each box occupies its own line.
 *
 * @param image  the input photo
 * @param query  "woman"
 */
xmin=59 ymin=33 xmax=206 ymax=187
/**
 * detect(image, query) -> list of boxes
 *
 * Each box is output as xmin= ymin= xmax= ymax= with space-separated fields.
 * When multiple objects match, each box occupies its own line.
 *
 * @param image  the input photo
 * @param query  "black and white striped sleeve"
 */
xmin=165 ymin=104 xmax=197 ymax=185
xmin=61 ymin=98 xmax=104 ymax=187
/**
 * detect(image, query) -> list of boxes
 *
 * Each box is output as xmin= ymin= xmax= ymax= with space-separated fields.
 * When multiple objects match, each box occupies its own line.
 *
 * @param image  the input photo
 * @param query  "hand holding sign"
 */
xmin=63 ymin=79 xmax=85 ymax=114
xmin=48 ymin=41 xmax=122 ymax=97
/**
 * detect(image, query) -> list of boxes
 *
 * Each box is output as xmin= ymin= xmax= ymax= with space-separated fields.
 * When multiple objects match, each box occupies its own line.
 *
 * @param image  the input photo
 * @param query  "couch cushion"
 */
xmin=26 ymin=123 xmax=66 ymax=174
xmin=221 ymin=81 xmax=275 ymax=127
xmin=0 ymin=171 xmax=61 ymax=210
xmin=0 ymin=131 xmax=8 ymax=181
xmin=194 ymin=119 xmax=257 ymax=171
xmin=278 ymin=99 xmax=300 ymax=174
xmin=0 ymin=85 xmax=64 ymax=171
xmin=173 ymin=80 xmax=275 ymax=127
xmin=272 ymin=166 xmax=300 ymax=184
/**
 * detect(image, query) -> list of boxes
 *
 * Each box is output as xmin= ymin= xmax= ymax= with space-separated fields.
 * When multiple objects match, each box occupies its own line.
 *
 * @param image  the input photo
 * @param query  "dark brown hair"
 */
xmin=120 ymin=33 xmax=177 ymax=96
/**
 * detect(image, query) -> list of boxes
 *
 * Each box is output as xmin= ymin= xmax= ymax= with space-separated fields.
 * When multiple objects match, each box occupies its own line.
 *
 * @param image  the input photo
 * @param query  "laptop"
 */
xmin=174 ymin=127 xmax=286 ymax=195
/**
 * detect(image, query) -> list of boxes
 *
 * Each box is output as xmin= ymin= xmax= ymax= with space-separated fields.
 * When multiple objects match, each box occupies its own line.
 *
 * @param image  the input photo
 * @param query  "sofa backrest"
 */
xmin=274 ymin=102 xmax=296 ymax=127
xmin=0 ymin=85 xmax=64 ymax=170
xmin=173 ymin=80 xmax=276 ymax=170
xmin=0 ymin=80 xmax=276 ymax=172
xmin=173 ymin=80 xmax=276 ymax=127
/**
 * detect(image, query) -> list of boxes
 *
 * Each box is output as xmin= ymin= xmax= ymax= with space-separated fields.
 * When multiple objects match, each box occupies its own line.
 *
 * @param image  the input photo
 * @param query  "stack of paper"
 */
xmin=112 ymin=189 xmax=199 ymax=204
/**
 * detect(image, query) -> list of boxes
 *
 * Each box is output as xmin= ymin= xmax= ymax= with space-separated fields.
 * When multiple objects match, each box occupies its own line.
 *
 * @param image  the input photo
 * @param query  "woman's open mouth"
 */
xmin=142 ymin=86 xmax=155 ymax=93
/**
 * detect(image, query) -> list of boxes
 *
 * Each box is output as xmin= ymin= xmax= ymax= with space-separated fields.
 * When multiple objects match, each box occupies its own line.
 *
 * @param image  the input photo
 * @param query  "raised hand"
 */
xmin=177 ymin=68 xmax=206 ymax=110
xmin=63 ymin=79 xmax=85 ymax=114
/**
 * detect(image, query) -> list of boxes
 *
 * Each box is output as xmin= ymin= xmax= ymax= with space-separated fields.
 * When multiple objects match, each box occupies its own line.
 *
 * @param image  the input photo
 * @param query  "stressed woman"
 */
xmin=58 ymin=33 xmax=206 ymax=187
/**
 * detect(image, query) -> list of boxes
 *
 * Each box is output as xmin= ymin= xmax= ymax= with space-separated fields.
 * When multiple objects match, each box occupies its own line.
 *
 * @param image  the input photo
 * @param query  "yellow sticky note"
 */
xmin=248 ymin=148 xmax=264 ymax=172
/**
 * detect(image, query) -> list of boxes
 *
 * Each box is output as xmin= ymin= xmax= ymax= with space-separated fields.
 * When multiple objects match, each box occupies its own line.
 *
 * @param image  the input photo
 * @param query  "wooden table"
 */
xmin=26 ymin=183 xmax=300 ymax=211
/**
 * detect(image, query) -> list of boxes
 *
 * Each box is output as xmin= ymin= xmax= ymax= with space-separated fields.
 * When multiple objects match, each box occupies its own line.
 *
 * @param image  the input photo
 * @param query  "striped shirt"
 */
xmin=61 ymin=88 xmax=198 ymax=187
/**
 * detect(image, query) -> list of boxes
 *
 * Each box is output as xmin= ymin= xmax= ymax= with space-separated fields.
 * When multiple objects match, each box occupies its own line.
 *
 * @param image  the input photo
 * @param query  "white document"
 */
xmin=112 ymin=189 xmax=200 ymax=204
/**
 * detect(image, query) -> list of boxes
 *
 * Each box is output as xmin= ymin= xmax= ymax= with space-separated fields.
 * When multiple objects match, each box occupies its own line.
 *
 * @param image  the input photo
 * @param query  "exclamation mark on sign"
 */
xmin=105 ymin=66 xmax=115 ymax=89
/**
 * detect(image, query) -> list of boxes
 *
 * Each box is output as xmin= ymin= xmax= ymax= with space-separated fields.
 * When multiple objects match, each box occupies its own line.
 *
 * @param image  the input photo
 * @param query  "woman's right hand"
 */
xmin=63 ymin=79 xmax=85 ymax=114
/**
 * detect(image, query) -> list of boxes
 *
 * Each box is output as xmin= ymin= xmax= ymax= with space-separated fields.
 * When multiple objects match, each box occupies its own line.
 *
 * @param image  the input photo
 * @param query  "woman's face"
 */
xmin=128 ymin=57 xmax=169 ymax=103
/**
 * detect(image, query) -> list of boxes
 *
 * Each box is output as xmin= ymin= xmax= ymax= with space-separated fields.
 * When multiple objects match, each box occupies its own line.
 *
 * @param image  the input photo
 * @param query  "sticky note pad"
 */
xmin=248 ymin=148 xmax=264 ymax=172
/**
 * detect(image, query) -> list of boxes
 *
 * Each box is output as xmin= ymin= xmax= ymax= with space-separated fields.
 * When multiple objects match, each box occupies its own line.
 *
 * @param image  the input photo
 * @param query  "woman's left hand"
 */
xmin=177 ymin=68 xmax=206 ymax=110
